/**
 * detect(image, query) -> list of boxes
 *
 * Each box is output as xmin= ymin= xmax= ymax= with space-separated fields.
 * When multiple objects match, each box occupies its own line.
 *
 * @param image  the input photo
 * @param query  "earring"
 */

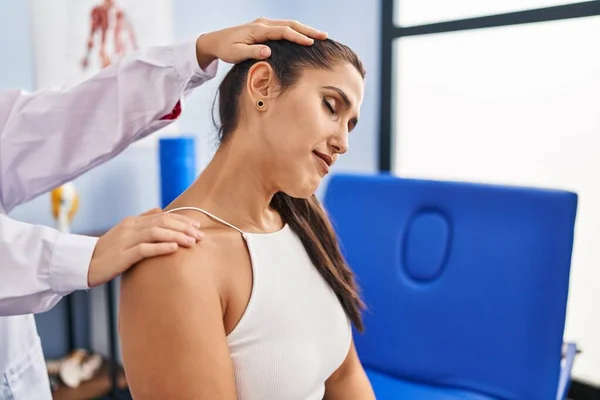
xmin=257 ymin=100 xmax=265 ymax=108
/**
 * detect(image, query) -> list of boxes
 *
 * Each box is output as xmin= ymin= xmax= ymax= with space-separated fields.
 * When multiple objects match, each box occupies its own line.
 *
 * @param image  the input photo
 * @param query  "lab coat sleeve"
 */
xmin=0 ymin=36 xmax=218 ymax=212
xmin=0 ymin=213 xmax=98 ymax=316
xmin=0 ymin=36 xmax=217 ymax=316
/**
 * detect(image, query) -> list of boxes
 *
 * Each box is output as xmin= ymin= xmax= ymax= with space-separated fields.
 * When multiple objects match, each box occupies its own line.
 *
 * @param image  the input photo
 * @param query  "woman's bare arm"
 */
xmin=119 ymin=244 xmax=237 ymax=399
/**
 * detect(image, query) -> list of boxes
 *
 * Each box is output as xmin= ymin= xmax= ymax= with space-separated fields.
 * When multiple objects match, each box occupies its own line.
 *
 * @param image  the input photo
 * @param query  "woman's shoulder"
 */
xmin=118 ymin=209 xmax=241 ymax=400
xmin=120 ymin=208 xmax=247 ymax=302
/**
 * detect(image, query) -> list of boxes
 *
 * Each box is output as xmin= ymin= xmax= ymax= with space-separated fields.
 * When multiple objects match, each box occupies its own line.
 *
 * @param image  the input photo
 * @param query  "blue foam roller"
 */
xmin=158 ymin=136 xmax=197 ymax=208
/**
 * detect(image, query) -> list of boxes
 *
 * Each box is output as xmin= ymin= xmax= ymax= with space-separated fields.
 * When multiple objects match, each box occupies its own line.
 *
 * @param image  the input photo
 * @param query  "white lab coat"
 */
xmin=0 ymin=37 xmax=217 ymax=399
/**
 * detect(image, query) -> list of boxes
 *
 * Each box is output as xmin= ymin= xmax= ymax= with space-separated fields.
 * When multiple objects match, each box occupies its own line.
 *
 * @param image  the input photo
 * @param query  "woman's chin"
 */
xmin=281 ymin=178 xmax=321 ymax=199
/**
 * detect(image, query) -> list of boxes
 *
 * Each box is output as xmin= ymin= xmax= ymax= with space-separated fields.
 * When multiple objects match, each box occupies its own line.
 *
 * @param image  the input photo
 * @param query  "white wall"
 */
xmin=0 ymin=1 xmax=34 ymax=91
xmin=392 ymin=14 xmax=600 ymax=385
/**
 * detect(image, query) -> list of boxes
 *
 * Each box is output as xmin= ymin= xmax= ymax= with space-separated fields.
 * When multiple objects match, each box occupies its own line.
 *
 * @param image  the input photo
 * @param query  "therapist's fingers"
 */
xmin=255 ymin=24 xmax=313 ymax=46
xmin=107 ymin=242 xmax=180 ymax=278
xmin=255 ymin=18 xmax=327 ymax=42
xmin=139 ymin=226 xmax=199 ymax=248
xmin=126 ymin=242 xmax=179 ymax=263
xmin=135 ymin=212 xmax=203 ymax=240
xmin=251 ymin=23 xmax=320 ymax=47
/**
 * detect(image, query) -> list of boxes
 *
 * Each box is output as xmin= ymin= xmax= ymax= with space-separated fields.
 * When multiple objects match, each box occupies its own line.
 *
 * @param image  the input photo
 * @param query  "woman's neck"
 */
xmin=177 ymin=139 xmax=283 ymax=232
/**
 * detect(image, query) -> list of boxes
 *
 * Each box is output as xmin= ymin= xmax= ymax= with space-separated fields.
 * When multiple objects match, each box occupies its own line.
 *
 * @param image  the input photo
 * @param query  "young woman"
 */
xmin=119 ymin=36 xmax=375 ymax=400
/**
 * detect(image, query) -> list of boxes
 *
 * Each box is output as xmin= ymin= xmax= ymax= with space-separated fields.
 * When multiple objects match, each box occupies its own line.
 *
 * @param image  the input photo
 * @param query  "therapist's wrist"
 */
xmin=50 ymin=233 xmax=97 ymax=293
xmin=195 ymin=33 xmax=218 ymax=71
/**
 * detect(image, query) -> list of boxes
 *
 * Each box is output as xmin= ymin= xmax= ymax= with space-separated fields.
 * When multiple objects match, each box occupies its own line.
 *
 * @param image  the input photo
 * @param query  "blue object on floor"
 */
xmin=158 ymin=136 xmax=196 ymax=208
xmin=324 ymin=174 xmax=578 ymax=400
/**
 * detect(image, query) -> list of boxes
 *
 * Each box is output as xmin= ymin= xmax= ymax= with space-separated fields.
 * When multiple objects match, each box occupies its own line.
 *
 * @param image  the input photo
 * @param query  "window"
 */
xmin=393 ymin=17 xmax=600 ymax=191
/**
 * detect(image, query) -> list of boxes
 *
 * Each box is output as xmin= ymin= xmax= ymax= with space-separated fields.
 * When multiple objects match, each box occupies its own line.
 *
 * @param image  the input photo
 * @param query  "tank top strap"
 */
xmin=167 ymin=206 xmax=245 ymax=235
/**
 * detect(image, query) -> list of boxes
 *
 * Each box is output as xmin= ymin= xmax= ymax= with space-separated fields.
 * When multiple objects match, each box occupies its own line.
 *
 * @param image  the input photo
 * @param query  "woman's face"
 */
xmin=248 ymin=62 xmax=364 ymax=198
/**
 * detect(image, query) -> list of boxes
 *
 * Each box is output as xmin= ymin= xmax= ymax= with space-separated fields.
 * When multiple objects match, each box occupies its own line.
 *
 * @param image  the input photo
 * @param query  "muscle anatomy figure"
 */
xmin=81 ymin=0 xmax=138 ymax=69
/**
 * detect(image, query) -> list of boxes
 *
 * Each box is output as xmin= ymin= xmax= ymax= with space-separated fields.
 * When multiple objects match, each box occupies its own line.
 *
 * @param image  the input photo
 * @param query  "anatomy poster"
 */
xmin=29 ymin=0 xmax=175 ymax=88
xmin=28 ymin=0 xmax=177 ymax=142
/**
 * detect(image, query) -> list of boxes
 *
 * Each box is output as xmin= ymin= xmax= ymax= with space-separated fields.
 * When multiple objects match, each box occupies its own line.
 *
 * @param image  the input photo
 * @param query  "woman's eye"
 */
xmin=322 ymin=97 xmax=336 ymax=115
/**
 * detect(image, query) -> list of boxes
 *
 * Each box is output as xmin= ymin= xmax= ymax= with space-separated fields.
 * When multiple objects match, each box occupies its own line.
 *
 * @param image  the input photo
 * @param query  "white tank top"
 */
xmin=168 ymin=207 xmax=352 ymax=400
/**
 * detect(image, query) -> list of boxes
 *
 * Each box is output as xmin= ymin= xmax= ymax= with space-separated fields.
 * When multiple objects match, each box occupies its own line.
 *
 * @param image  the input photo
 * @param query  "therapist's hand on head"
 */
xmin=195 ymin=17 xmax=328 ymax=68
xmin=87 ymin=208 xmax=203 ymax=287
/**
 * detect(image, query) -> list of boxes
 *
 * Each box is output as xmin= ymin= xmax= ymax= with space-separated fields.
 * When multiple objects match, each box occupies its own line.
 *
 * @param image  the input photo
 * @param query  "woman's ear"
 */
xmin=246 ymin=62 xmax=280 ymax=108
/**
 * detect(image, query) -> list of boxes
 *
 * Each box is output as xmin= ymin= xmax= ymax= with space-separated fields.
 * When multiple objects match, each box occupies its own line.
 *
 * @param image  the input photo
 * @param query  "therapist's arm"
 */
xmin=0 ymin=208 xmax=204 ymax=316
xmin=0 ymin=213 xmax=98 ymax=316
xmin=0 ymin=37 xmax=217 ymax=212
xmin=0 ymin=17 xmax=327 ymax=212
xmin=0 ymin=37 xmax=212 ymax=317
